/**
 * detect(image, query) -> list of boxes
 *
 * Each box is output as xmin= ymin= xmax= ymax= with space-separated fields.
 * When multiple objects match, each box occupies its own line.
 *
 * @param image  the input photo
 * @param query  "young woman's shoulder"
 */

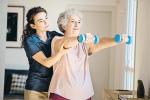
xmin=48 ymin=31 xmax=64 ymax=37
xmin=24 ymin=34 xmax=40 ymax=45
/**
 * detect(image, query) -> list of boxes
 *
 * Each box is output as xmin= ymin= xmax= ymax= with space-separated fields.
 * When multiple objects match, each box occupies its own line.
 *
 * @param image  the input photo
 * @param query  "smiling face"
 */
xmin=30 ymin=12 xmax=49 ymax=33
xmin=64 ymin=15 xmax=81 ymax=37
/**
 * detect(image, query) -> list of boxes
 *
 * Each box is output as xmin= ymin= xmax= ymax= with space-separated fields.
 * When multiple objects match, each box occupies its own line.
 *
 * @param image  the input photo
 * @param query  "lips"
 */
xmin=45 ymin=25 xmax=49 ymax=28
xmin=73 ymin=28 xmax=79 ymax=30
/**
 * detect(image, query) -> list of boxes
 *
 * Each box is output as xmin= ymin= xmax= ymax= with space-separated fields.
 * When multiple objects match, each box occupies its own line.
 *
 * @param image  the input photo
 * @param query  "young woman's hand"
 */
xmin=58 ymin=40 xmax=69 ymax=56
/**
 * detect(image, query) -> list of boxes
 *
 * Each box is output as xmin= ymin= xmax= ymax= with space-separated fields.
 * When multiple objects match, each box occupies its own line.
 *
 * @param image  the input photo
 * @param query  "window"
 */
xmin=124 ymin=0 xmax=137 ymax=90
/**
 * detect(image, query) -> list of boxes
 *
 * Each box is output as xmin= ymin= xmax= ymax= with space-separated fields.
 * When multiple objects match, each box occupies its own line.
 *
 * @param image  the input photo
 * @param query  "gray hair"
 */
xmin=57 ymin=9 xmax=83 ymax=33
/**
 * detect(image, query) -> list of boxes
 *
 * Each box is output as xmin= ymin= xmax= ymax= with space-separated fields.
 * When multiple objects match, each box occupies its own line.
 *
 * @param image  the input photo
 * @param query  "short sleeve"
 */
xmin=24 ymin=37 xmax=41 ymax=59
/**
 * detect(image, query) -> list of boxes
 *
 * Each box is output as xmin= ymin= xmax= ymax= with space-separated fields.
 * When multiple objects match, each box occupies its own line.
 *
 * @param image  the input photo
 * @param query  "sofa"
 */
xmin=4 ymin=69 xmax=28 ymax=100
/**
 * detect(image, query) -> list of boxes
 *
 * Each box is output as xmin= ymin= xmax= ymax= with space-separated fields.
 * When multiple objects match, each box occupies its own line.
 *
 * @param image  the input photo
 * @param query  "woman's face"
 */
xmin=31 ymin=12 xmax=49 ymax=33
xmin=64 ymin=15 xmax=81 ymax=36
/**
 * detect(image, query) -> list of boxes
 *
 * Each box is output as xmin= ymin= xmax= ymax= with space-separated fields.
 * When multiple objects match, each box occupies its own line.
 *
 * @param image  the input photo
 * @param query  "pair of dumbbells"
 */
xmin=78 ymin=33 xmax=132 ymax=44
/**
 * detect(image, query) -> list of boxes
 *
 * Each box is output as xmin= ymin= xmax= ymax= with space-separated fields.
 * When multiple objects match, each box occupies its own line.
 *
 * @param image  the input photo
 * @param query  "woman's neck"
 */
xmin=37 ymin=31 xmax=47 ymax=42
xmin=64 ymin=32 xmax=78 ymax=37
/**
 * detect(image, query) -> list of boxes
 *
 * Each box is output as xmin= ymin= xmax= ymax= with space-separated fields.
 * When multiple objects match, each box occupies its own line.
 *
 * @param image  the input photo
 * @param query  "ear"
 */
xmin=30 ymin=24 xmax=36 ymax=29
xmin=62 ymin=25 xmax=66 ymax=30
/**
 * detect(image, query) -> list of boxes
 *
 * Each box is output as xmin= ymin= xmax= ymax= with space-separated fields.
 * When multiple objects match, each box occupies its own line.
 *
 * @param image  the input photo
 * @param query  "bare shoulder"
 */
xmin=53 ymin=36 xmax=65 ymax=53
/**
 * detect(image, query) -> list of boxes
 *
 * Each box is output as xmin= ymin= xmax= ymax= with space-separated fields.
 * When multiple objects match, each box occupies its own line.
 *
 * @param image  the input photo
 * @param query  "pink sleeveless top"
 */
xmin=49 ymin=36 xmax=94 ymax=100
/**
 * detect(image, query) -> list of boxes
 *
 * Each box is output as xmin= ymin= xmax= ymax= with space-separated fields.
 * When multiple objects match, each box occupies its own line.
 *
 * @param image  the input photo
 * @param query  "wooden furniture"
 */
xmin=103 ymin=89 xmax=148 ymax=100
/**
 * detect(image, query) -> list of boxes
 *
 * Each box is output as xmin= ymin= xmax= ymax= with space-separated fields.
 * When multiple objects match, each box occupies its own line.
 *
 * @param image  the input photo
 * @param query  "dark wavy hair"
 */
xmin=21 ymin=6 xmax=47 ymax=47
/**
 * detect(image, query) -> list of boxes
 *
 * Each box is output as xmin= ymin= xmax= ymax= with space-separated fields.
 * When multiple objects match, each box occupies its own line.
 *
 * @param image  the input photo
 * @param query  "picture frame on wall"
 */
xmin=6 ymin=6 xmax=25 ymax=48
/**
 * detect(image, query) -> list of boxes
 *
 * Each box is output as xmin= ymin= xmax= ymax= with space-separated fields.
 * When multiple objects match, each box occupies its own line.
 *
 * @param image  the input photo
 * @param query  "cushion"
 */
xmin=9 ymin=73 xmax=27 ymax=94
xmin=4 ymin=69 xmax=28 ymax=95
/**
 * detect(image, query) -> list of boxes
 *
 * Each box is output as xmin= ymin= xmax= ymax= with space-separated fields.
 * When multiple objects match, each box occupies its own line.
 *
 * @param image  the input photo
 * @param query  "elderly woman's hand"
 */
xmin=121 ymin=34 xmax=129 ymax=43
xmin=84 ymin=33 xmax=95 ymax=43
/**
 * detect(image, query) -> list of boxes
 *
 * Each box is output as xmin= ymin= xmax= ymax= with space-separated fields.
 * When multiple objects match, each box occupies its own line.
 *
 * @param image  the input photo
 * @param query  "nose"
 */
xmin=74 ymin=21 xmax=78 ymax=27
xmin=44 ymin=19 xmax=49 ymax=25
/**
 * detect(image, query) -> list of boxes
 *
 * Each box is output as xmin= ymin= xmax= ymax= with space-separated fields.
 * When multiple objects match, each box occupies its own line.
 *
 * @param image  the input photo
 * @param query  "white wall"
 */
xmin=0 ymin=0 xmax=7 ymax=99
xmin=109 ymin=0 xmax=128 ymax=89
xmin=134 ymin=0 xmax=150 ymax=96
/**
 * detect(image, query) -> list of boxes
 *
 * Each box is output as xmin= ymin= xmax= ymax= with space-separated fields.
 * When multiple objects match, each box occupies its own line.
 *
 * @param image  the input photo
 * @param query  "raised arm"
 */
xmin=88 ymin=34 xmax=128 ymax=55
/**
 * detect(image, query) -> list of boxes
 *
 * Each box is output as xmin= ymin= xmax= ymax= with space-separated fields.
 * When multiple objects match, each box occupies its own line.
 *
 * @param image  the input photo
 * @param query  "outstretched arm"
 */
xmin=88 ymin=35 xmax=128 ymax=55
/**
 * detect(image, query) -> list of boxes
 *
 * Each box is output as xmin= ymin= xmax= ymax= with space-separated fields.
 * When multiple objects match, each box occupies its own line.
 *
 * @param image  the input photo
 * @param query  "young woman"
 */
xmin=48 ymin=9 xmax=128 ymax=100
xmin=22 ymin=6 xmax=67 ymax=100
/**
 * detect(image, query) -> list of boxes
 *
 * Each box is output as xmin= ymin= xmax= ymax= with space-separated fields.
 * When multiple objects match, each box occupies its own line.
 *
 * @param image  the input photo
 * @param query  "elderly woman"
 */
xmin=48 ymin=9 xmax=128 ymax=100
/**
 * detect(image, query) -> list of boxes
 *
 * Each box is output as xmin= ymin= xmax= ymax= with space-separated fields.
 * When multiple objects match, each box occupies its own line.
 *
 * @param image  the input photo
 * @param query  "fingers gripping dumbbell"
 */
xmin=114 ymin=34 xmax=132 ymax=44
xmin=77 ymin=34 xmax=100 ymax=44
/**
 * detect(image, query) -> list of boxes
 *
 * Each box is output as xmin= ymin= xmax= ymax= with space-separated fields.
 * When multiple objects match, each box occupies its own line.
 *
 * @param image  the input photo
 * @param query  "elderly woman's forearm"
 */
xmin=89 ymin=37 xmax=120 ymax=54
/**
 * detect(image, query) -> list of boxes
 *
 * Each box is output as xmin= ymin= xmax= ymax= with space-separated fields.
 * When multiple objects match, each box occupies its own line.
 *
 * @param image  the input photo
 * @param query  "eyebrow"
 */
xmin=70 ymin=19 xmax=81 ymax=21
xmin=36 ymin=19 xmax=43 ymax=22
xmin=35 ymin=16 xmax=47 ymax=22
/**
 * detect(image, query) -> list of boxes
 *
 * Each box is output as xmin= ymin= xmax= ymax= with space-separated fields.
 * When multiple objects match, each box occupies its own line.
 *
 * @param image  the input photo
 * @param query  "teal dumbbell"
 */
xmin=94 ymin=34 xmax=100 ymax=44
xmin=77 ymin=34 xmax=100 ymax=44
xmin=77 ymin=34 xmax=86 ymax=43
xmin=114 ymin=34 xmax=132 ymax=44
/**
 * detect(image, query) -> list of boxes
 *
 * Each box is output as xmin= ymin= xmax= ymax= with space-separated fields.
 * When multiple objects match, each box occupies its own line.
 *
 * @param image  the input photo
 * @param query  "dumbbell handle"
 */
xmin=77 ymin=34 xmax=99 ymax=44
xmin=114 ymin=34 xmax=132 ymax=44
